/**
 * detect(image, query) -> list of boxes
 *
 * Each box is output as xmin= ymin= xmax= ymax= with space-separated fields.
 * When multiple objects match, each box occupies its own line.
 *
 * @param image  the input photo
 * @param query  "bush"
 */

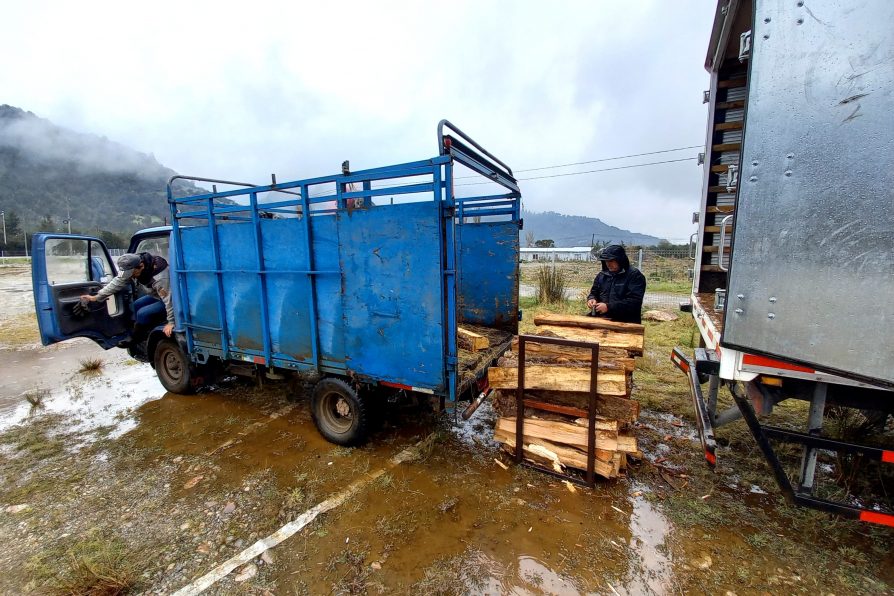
xmin=536 ymin=264 xmax=566 ymax=304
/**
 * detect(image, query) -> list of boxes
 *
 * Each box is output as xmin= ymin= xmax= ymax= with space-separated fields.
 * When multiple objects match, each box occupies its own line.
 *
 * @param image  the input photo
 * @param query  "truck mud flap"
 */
xmin=671 ymin=347 xmax=717 ymax=468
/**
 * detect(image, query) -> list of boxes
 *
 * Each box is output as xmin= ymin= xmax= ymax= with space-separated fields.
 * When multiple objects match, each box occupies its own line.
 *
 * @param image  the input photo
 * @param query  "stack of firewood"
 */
xmin=488 ymin=312 xmax=644 ymax=480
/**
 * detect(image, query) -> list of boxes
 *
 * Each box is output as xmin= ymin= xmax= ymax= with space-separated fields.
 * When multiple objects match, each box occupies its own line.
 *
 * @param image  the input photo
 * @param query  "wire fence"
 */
xmin=635 ymin=247 xmax=693 ymax=310
xmin=519 ymin=246 xmax=693 ymax=311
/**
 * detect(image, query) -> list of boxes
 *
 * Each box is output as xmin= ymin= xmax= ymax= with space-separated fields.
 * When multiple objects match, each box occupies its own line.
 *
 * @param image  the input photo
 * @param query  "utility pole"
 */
xmin=64 ymin=199 xmax=72 ymax=234
xmin=0 ymin=211 xmax=6 ymax=246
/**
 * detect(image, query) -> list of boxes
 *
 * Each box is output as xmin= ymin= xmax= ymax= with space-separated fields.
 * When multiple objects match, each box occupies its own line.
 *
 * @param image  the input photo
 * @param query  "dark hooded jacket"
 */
xmin=587 ymin=245 xmax=646 ymax=324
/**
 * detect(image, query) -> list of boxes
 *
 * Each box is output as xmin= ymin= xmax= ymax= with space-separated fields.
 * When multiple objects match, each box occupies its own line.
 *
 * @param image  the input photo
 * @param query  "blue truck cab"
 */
xmin=31 ymin=121 xmax=522 ymax=445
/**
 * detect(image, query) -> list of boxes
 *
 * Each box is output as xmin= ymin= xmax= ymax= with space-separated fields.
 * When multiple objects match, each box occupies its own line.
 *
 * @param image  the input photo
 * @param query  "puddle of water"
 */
xmin=516 ymin=555 xmax=584 ymax=594
xmin=246 ymin=414 xmax=678 ymax=595
xmin=624 ymin=490 xmax=674 ymax=595
xmin=0 ymin=342 xmax=116 ymax=412
xmin=0 ymin=352 xmax=166 ymax=438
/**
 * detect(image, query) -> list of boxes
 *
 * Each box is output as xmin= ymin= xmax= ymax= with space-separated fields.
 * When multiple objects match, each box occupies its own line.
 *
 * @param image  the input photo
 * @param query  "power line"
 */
xmin=454 ymin=156 xmax=698 ymax=187
xmin=303 ymin=144 xmax=703 ymax=197
xmin=454 ymin=144 xmax=703 ymax=179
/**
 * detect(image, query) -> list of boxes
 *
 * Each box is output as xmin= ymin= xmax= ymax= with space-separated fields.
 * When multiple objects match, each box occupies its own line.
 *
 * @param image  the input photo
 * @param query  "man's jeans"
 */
xmin=133 ymin=295 xmax=165 ymax=326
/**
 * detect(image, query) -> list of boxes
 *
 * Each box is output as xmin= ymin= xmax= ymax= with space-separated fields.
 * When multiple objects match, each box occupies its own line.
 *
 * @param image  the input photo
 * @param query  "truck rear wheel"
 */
xmin=311 ymin=378 xmax=368 ymax=446
xmin=154 ymin=338 xmax=195 ymax=395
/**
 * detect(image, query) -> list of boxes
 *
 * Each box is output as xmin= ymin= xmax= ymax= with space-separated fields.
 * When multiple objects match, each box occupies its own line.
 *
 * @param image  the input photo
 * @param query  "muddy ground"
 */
xmin=1 ymin=265 xmax=892 ymax=595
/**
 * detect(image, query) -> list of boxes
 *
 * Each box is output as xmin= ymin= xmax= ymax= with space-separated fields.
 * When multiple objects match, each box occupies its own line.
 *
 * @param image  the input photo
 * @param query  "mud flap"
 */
xmin=671 ymin=347 xmax=717 ymax=468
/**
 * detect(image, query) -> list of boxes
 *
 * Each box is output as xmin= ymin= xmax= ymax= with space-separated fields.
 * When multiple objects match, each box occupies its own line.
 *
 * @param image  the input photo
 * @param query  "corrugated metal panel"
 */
xmin=724 ymin=108 xmax=745 ymax=122
xmin=722 ymin=130 xmax=743 ymax=144
xmin=720 ymin=152 xmax=741 ymax=164
xmin=726 ymin=87 xmax=747 ymax=102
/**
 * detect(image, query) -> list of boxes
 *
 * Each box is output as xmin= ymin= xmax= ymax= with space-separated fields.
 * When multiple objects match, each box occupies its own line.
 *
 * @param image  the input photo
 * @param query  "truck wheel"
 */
xmin=311 ymin=378 xmax=369 ymax=446
xmin=154 ymin=339 xmax=195 ymax=395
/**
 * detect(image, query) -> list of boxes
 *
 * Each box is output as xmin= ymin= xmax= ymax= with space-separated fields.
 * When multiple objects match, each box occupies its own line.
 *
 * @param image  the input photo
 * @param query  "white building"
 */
xmin=520 ymin=247 xmax=592 ymax=262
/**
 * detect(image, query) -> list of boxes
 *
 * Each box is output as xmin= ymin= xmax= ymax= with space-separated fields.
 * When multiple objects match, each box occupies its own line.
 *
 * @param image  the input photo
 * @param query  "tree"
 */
xmin=39 ymin=215 xmax=57 ymax=233
xmin=3 ymin=210 xmax=21 ymax=238
xmin=525 ymin=230 xmax=535 ymax=248
xmin=98 ymin=230 xmax=127 ymax=249
xmin=534 ymin=239 xmax=555 ymax=248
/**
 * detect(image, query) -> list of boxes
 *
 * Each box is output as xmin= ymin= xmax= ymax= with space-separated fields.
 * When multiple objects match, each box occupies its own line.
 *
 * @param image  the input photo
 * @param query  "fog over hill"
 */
xmin=0 ymin=104 xmax=204 ymax=245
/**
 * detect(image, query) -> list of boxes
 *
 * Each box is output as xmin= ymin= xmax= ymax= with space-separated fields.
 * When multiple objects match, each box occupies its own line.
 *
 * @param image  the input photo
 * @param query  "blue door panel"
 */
xmin=457 ymin=221 xmax=519 ymax=332
xmin=337 ymin=203 xmax=445 ymax=389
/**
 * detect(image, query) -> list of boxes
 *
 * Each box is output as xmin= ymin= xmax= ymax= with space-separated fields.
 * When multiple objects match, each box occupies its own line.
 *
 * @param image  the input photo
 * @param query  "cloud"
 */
xmin=0 ymin=0 xmax=714 ymax=239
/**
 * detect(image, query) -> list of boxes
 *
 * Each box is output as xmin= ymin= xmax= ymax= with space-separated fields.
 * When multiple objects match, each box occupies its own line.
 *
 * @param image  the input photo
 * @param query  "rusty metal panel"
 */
xmin=723 ymin=0 xmax=894 ymax=386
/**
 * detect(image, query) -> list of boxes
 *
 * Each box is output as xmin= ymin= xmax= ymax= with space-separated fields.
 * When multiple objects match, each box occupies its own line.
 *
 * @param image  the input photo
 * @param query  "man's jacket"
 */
xmin=96 ymin=253 xmax=174 ymax=325
xmin=587 ymin=245 xmax=647 ymax=324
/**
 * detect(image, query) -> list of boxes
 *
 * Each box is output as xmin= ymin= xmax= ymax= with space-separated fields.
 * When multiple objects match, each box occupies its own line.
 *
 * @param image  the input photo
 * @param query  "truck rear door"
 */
xmin=722 ymin=0 xmax=894 ymax=387
xmin=31 ymin=234 xmax=131 ymax=348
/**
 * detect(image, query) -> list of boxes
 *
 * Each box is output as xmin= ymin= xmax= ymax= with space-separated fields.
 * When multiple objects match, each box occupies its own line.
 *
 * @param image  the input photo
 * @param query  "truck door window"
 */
xmin=134 ymin=236 xmax=170 ymax=260
xmin=46 ymin=239 xmax=91 ymax=285
xmin=45 ymin=239 xmax=120 ymax=316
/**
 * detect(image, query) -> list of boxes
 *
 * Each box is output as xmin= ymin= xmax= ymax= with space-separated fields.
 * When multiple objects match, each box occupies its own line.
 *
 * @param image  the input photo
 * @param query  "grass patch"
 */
xmin=0 ymin=311 xmax=40 ymax=347
xmin=325 ymin=543 xmax=370 ymax=595
xmin=518 ymin=296 xmax=586 ymax=334
xmin=27 ymin=530 xmax=141 ymax=595
xmin=24 ymin=388 xmax=50 ymax=409
xmin=646 ymin=280 xmax=691 ymax=293
xmin=78 ymin=358 xmax=104 ymax=375
xmin=0 ymin=257 xmax=31 ymax=266
xmin=535 ymin=264 xmax=566 ymax=304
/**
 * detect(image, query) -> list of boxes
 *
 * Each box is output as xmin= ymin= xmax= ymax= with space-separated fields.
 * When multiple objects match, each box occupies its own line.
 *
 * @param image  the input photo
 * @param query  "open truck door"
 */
xmin=31 ymin=234 xmax=132 ymax=349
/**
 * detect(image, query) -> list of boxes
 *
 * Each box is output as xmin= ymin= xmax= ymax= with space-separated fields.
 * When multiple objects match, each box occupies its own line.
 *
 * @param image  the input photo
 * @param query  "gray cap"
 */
xmin=117 ymin=253 xmax=142 ymax=276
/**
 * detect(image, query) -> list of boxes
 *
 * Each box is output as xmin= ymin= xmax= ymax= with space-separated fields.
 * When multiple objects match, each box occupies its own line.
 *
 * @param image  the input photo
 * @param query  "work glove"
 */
xmin=72 ymin=298 xmax=90 ymax=318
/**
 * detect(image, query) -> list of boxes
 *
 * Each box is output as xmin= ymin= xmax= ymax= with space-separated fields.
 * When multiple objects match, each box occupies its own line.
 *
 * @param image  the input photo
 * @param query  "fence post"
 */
xmin=638 ymin=248 xmax=643 ymax=270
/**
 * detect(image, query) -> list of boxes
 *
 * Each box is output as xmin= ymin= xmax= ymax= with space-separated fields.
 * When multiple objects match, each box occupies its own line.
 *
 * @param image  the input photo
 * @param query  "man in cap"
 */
xmin=586 ymin=244 xmax=647 ymax=324
xmin=79 ymin=252 xmax=175 ymax=344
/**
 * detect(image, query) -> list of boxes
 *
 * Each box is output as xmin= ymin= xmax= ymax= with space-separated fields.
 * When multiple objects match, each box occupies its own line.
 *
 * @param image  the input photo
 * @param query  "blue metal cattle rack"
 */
xmin=166 ymin=120 xmax=521 ymax=405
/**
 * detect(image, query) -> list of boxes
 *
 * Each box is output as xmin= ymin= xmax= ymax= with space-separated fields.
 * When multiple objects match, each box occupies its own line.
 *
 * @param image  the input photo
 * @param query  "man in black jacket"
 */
xmin=586 ymin=245 xmax=647 ymax=324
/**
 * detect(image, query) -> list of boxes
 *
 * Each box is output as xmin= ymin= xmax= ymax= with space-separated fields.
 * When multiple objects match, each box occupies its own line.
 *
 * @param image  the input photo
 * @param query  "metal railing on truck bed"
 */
xmin=166 ymin=121 xmax=521 ymax=405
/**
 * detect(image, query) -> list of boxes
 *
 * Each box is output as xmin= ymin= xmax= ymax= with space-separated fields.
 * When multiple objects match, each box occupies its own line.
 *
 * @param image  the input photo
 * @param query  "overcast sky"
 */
xmin=2 ymin=1 xmax=715 ymax=241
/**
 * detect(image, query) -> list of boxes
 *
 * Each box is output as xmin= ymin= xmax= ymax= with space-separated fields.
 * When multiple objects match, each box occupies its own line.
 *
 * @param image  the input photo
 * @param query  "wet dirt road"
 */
xmin=1 ymin=264 xmax=892 ymax=594
xmin=1 ymin=352 xmax=891 ymax=595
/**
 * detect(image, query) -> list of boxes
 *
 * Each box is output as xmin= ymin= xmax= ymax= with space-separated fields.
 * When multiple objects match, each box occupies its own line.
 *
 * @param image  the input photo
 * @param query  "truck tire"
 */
xmin=311 ymin=378 xmax=369 ymax=446
xmin=154 ymin=338 xmax=195 ymax=395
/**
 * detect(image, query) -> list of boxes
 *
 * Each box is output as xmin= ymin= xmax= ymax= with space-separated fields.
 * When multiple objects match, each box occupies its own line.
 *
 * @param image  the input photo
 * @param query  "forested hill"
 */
xmin=0 ymin=104 xmax=204 ymax=248
xmin=521 ymin=210 xmax=662 ymax=247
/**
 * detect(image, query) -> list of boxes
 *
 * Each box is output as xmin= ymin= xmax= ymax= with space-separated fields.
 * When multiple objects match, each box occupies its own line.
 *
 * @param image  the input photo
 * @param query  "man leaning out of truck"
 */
xmin=79 ymin=252 xmax=175 ymax=345
xmin=586 ymin=244 xmax=647 ymax=324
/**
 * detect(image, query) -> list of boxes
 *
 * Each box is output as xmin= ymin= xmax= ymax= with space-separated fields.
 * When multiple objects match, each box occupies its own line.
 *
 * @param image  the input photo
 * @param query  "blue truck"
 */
xmin=32 ymin=121 xmax=521 ymax=445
